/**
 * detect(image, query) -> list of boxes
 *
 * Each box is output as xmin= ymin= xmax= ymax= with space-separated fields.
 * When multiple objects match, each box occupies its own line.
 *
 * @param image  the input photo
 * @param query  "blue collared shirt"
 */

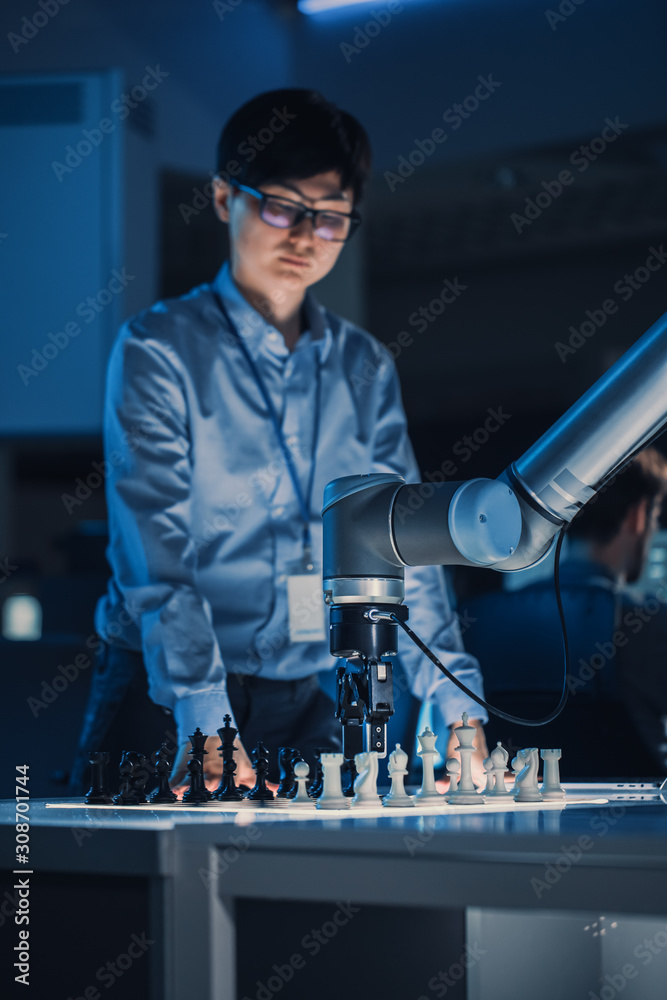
xmin=95 ymin=260 xmax=488 ymax=742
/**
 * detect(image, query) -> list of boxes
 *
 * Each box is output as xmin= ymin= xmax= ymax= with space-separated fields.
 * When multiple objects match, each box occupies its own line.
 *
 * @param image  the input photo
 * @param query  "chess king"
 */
xmin=70 ymin=87 xmax=489 ymax=796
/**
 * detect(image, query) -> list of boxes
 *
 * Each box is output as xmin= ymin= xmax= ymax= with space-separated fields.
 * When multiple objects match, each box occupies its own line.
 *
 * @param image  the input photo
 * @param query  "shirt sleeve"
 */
xmin=104 ymin=323 xmax=234 ymax=743
xmin=369 ymin=346 xmax=489 ymax=727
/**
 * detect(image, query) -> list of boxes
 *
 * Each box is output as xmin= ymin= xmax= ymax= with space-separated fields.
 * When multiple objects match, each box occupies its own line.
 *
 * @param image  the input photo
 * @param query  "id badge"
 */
xmin=286 ymin=556 xmax=326 ymax=643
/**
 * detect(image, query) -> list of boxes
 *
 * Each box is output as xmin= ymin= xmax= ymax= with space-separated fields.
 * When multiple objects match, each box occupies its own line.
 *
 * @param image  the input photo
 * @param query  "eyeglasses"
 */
xmin=222 ymin=178 xmax=362 ymax=242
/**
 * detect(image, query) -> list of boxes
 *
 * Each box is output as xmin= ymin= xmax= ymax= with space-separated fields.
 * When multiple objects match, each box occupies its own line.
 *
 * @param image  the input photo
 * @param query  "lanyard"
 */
xmin=213 ymin=290 xmax=322 ymax=563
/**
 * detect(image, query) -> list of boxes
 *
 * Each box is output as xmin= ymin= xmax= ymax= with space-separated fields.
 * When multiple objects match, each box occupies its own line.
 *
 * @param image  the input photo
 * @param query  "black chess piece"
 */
xmin=124 ymin=751 xmax=151 ymax=803
xmin=246 ymin=740 xmax=274 ymax=801
xmin=188 ymin=728 xmax=212 ymax=801
xmin=150 ymin=744 xmax=178 ymax=804
xmin=215 ymin=715 xmax=243 ymax=801
xmin=112 ymin=753 xmax=142 ymax=805
xmin=277 ymin=747 xmax=300 ymax=799
xmin=308 ymin=747 xmax=334 ymax=798
xmin=342 ymin=756 xmax=358 ymax=798
xmin=84 ymin=751 xmax=112 ymax=804
xmin=182 ymin=758 xmax=209 ymax=803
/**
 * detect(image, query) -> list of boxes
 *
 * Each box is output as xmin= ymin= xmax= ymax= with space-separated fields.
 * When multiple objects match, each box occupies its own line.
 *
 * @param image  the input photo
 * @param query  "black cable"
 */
xmin=390 ymin=525 xmax=571 ymax=727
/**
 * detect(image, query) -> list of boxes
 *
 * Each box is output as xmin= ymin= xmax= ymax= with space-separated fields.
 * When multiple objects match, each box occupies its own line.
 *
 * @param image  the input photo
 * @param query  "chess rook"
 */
xmin=85 ymin=751 xmax=112 ymax=805
xmin=540 ymin=749 xmax=566 ymax=800
xmin=317 ymin=753 xmax=349 ymax=809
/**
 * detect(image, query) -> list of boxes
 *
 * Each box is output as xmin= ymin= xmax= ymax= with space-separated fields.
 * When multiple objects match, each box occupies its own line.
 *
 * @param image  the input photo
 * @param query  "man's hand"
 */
xmin=169 ymin=735 xmax=255 ymax=793
xmin=445 ymin=718 xmax=489 ymax=788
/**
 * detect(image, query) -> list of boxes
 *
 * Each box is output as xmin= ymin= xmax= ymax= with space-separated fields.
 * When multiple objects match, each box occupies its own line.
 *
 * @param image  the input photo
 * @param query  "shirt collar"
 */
xmin=212 ymin=260 xmax=332 ymax=363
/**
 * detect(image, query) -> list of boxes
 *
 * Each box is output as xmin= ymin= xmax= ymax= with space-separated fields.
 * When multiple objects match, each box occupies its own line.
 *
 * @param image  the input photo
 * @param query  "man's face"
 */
xmin=214 ymin=169 xmax=354 ymax=300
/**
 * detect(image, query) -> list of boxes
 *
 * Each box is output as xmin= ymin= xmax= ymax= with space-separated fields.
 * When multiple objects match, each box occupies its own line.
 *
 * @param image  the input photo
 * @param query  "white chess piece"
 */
xmin=486 ymin=742 xmax=511 ymax=797
xmin=351 ymin=751 xmax=381 ymax=806
xmin=291 ymin=760 xmax=314 ymax=806
xmin=316 ymin=752 xmax=350 ymax=809
xmin=445 ymin=758 xmax=460 ymax=798
xmin=514 ymin=748 xmax=543 ymax=803
xmin=415 ymin=727 xmax=442 ymax=801
xmin=382 ymin=744 xmax=414 ymax=807
xmin=510 ymin=750 xmax=527 ymax=793
xmin=540 ymin=749 xmax=566 ymax=799
xmin=447 ymin=713 xmax=483 ymax=805
xmin=482 ymin=757 xmax=495 ymax=795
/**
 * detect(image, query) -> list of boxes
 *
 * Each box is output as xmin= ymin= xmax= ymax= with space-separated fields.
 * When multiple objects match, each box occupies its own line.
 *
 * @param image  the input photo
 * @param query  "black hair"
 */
xmin=567 ymin=447 xmax=667 ymax=545
xmin=215 ymin=88 xmax=372 ymax=207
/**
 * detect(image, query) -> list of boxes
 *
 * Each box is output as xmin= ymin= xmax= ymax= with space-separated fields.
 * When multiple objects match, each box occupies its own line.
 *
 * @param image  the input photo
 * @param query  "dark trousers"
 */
xmin=69 ymin=638 xmax=341 ymax=794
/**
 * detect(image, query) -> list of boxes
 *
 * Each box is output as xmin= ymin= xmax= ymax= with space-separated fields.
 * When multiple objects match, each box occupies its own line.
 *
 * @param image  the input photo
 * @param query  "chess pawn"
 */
xmin=182 ymin=757 xmax=209 ymax=803
xmin=291 ymin=760 xmax=314 ymax=806
xmin=514 ymin=748 xmax=543 ymax=803
xmin=415 ymin=727 xmax=441 ymax=801
xmin=351 ymin=751 xmax=381 ymax=806
xmin=445 ymin=758 xmax=461 ymax=799
xmin=113 ymin=754 xmax=142 ymax=806
xmin=128 ymin=752 xmax=151 ymax=803
xmin=150 ymin=745 xmax=178 ymax=804
xmin=246 ymin=741 xmax=274 ymax=801
xmin=486 ymin=742 xmax=511 ymax=798
xmin=482 ymin=757 xmax=495 ymax=795
xmin=317 ymin=753 xmax=349 ymax=809
xmin=540 ymin=749 xmax=566 ymax=800
xmin=448 ymin=713 xmax=482 ymax=805
xmin=382 ymin=744 xmax=414 ymax=807
xmin=85 ymin=751 xmax=112 ymax=804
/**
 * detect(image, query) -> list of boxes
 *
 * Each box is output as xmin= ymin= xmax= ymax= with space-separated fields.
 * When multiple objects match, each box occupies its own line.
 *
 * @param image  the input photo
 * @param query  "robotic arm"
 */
xmin=322 ymin=310 xmax=667 ymax=760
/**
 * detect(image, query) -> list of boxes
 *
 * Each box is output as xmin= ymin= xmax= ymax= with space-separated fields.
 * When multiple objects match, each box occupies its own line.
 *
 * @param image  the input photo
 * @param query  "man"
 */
xmin=566 ymin=447 xmax=667 ymax=772
xmin=459 ymin=447 xmax=667 ymax=776
xmin=70 ymin=88 xmax=488 ymax=793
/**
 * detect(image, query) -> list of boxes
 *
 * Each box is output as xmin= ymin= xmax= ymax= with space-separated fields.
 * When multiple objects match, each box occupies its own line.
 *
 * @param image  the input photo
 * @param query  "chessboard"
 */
xmin=66 ymin=712 xmax=607 ymax=816
xmin=46 ymin=794 xmax=609 ymax=817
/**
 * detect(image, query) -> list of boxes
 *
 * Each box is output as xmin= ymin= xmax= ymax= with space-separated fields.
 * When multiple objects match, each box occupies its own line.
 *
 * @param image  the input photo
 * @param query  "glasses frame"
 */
xmin=221 ymin=177 xmax=362 ymax=242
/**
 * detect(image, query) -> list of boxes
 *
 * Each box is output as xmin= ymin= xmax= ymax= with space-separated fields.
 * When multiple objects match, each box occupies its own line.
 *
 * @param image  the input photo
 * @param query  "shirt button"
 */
xmin=268 ymin=331 xmax=279 ymax=342
xmin=273 ymin=506 xmax=285 ymax=517
xmin=286 ymin=435 xmax=298 ymax=448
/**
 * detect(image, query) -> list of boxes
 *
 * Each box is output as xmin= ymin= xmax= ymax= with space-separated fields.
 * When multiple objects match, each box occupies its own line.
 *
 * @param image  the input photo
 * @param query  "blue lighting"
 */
xmin=299 ymin=0 xmax=412 ymax=12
